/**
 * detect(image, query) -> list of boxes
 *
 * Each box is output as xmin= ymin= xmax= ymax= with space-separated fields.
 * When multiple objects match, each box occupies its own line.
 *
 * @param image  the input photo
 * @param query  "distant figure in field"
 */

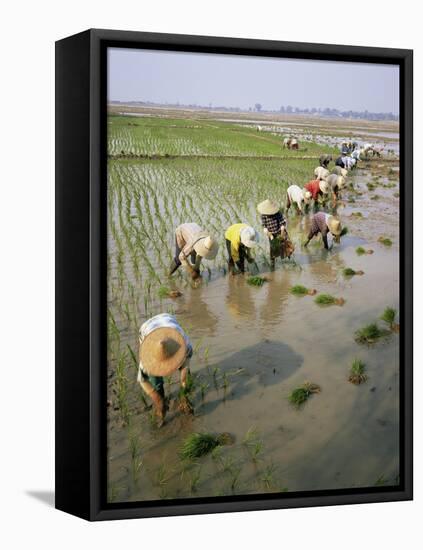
xmin=137 ymin=313 xmax=193 ymax=427
xmin=290 ymin=138 xmax=299 ymax=150
xmin=319 ymin=154 xmax=332 ymax=168
xmin=314 ymin=166 xmax=330 ymax=181
xmin=303 ymin=212 xmax=343 ymax=250
xmin=335 ymin=155 xmax=356 ymax=171
xmin=283 ymin=137 xmax=299 ymax=150
xmin=286 ymin=185 xmax=312 ymax=214
xmin=169 ymin=223 xmax=218 ymax=279
xmin=332 ymin=166 xmax=348 ymax=177
xmin=225 ymin=223 xmax=259 ymax=275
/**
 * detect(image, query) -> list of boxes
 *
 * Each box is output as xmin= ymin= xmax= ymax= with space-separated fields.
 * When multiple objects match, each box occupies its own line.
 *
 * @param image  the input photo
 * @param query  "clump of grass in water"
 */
xmin=247 ymin=275 xmax=267 ymax=287
xmin=355 ymin=323 xmax=388 ymax=344
xmin=380 ymin=306 xmax=399 ymax=332
xmin=343 ymin=267 xmax=364 ymax=277
xmin=371 ymin=194 xmax=381 ymax=200
xmin=356 ymin=246 xmax=374 ymax=256
xmin=378 ymin=236 xmax=393 ymax=246
xmin=158 ymin=285 xmax=182 ymax=299
xmin=349 ymin=359 xmax=367 ymax=385
xmin=351 ymin=211 xmax=363 ymax=218
xmin=290 ymin=284 xmax=316 ymax=297
xmin=180 ymin=432 xmax=234 ymax=460
xmin=314 ymin=293 xmax=345 ymax=306
xmin=289 ymin=382 xmax=321 ymax=408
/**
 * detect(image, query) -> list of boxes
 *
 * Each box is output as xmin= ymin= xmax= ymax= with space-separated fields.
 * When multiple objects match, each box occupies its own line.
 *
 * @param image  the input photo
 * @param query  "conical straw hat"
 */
xmin=327 ymin=216 xmax=342 ymax=236
xmin=319 ymin=180 xmax=329 ymax=194
xmin=240 ymin=226 xmax=259 ymax=248
xmin=194 ymin=235 xmax=219 ymax=259
xmin=257 ymin=199 xmax=279 ymax=215
xmin=140 ymin=327 xmax=187 ymax=376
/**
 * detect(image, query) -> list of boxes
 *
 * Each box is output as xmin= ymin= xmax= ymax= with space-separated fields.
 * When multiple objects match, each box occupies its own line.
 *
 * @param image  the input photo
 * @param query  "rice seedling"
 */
xmin=247 ymin=275 xmax=268 ymax=287
xmin=367 ymin=182 xmax=376 ymax=191
xmin=354 ymin=323 xmax=388 ymax=344
xmin=380 ymin=306 xmax=399 ymax=331
xmin=288 ymin=382 xmax=321 ymax=408
xmin=189 ymin=467 xmax=202 ymax=494
xmin=314 ymin=293 xmax=344 ymax=306
xmin=261 ymin=463 xmax=277 ymax=490
xmin=340 ymin=226 xmax=349 ymax=237
xmin=343 ymin=267 xmax=364 ymax=277
xmin=355 ymin=246 xmax=373 ymax=256
xmin=180 ymin=432 xmax=234 ymax=460
xmin=378 ymin=236 xmax=393 ymax=246
xmin=290 ymin=284 xmax=316 ymax=296
xmin=351 ymin=211 xmax=363 ymax=218
xmin=349 ymin=358 xmax=368 ymax=385
xmin=242 ymin=426 xmax=264 ymax=463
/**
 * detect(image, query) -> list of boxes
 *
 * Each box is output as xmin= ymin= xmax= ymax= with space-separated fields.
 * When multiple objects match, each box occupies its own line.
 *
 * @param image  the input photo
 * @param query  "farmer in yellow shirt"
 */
xmin=225 ymin=223 xmax=259 ymax=274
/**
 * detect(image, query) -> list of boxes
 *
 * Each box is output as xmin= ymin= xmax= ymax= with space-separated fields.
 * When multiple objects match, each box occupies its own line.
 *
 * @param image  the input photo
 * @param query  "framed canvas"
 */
xmin=55 ymin=29 xmax=413 ymax=521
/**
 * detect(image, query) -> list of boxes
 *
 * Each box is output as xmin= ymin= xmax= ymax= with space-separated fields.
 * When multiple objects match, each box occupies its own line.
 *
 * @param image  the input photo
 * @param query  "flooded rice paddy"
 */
xmin=107 ymin=111 xmax=400 ymax=503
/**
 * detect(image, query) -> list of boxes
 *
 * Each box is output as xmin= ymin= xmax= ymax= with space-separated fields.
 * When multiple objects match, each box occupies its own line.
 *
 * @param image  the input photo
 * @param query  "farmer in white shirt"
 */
xmin=169 ymin=223 xmax=218 ymax=279
xmin=286 ymin=184 xmax=312 ymax=214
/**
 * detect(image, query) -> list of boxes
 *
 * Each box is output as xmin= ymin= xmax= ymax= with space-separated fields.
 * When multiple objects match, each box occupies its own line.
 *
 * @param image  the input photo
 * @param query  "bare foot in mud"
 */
xmin=307 ymin=289 xmax=317 ymax=296
xmin=168 ymin=290 xmax=182 ymax=298
xmin=335 ymin=298 xmax=346 ymax=306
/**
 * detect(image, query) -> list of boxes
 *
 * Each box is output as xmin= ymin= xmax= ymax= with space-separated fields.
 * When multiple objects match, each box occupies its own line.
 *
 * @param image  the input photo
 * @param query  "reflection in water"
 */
xmin=225 ymin=275 xmax=256 ymax=319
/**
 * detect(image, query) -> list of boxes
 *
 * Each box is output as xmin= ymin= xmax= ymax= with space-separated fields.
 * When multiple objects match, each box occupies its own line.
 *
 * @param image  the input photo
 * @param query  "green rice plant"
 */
xmin=351 ymin=211 xmax=363 ymax=217
xmin=371 ymin=194 xmax=381 ymax=200
xmin=180 ymin=433 xmax=222 ymax=460
xmin=189 ymin=467 xmax=202 ymax=494
xmin=290 ymin=284 xmax=310 ymax=296
xmin=349 ymin=358 xmax=367 ymax=385
xmin=378 ymin=236 xmax=393 ymax=246
xmin=314 ymin=293 xmax=344 ymax=306
xmin=355 ymin=246 xmax=366 ymax=255
xmin=288 ymin=382 xmax=321 ymax=408
xmin=343 ymin=267 xmax=364 ymax=277
xmin=367 ymin=182 xmax=376 ymax=191
xmin=158 ymin=285 xmax=170 ymax=299
xmin=340 ymin=226 xmax=349 ymax=237
xmin=355 ymin=322 xmax=388 ymax=344
xmin=199 ymin=381 xmax=209 ymax=400
xmin=229 ymin=465 xmax=242 ymax=491
xmin=380 ymin=306 xmax=398 ymax=330
xmin=247 ymin=275 xmax=267 ymax=287
xmin=261 ymin=463 xmax=277 ymax=490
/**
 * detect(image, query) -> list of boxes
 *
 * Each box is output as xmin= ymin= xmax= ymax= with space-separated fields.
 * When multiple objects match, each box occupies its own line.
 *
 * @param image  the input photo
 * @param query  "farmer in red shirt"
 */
xmin=304 ymin=179 xmax=329 ymax=202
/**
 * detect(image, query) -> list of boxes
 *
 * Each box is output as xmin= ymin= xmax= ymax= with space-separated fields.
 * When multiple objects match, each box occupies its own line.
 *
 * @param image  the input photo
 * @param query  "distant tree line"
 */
xmin=110 ymin=100 xmax=398 ymax=121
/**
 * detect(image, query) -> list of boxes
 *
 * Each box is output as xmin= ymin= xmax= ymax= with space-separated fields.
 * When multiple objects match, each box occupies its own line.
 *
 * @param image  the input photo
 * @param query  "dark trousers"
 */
xmin=226 ymin=239 xmax=246 ymax=272
xmin=174 ymin=237 xmax=197 ymax=268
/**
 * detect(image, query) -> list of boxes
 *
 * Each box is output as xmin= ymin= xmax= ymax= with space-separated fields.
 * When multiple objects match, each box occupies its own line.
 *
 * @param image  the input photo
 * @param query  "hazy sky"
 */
xmin=108 ymin=47 xmax=399 ymax=114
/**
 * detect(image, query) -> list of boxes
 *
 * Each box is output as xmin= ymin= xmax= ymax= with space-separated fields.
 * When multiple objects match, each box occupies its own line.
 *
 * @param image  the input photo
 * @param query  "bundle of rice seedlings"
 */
xmin=380 ymin=306 xmax=399 ymax=331
xmin=340 ymin=227 xmax=349 ymax=237
xmin=290 ymin=285 xmax=316 ymax=296
xmin=158 ymin=286 xmax=182 ymax=299
xmin=378 ymin=236 xmax=393 ymax=246
xmin=349 ymin=359 xmax=368 ymax=385
xmin=343 ymin=267 xmax=364 ymax=277
xmin=314 ymin=293 xmax=344 ymax=306
xmin=351 ymin=211 xmax=363 ymax=218
xmin=247 ymin=275 xmax=267 ymax=287
xmin=356 ymin=246 xmax=366 ymax=255
xmin=180 ymin=432 xmax=234 ymax=460
xmin=289 ymin=382 xmax=321 ymax=408
xmin=355 ymin=323 xmax=387 ymax=344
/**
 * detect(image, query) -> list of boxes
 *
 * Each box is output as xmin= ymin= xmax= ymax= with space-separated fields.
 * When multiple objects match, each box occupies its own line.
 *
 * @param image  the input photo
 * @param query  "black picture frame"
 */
xmin=55 ymin=28 xmax=413 ymax=521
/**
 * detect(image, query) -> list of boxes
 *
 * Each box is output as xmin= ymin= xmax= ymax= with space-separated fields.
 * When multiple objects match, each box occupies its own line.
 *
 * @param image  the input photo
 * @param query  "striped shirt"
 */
xmin=260 ymin=211 xmax=286 ymax=235
xmin=175 ymin=223 xmax=207 ymax=267
xmin=309 ymin=212 xmax=330 ymax=237
xmin=137 ymin=314 xmax=193 ymax=381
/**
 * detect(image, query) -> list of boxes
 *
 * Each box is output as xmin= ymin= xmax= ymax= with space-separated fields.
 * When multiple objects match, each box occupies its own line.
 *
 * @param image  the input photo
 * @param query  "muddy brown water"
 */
xmin=107 ymin=163 xmax=400 ymax=502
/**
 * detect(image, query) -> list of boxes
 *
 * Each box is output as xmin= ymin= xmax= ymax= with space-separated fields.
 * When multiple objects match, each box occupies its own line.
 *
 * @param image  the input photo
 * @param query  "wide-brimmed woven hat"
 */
xmin=257 ymin=199 xmax=279 ymax=216
xmin=303 ymin=190 xmax=312 ymax=201
xmin=194 ymin=235 xmax=219 ymax=260
xmin=140 ymin=327 xmax=187 ymax=376
xmin=240 ymin=226 xmax=259 ymax=248
xmin=327 ymin=216 xmax=342 ymax=236
xmin=319 ymin=180 xmax=330 ymax=194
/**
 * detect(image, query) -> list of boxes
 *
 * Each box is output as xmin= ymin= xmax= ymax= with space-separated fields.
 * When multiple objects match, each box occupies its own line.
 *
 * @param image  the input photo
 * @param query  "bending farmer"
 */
xmin=257 ymin=199 xmax=291 ymax=266
xmin=225 ymin=223 xmax=259 ymax=274
xmin=303 ymin=212 xmax=343 ymax=250
xmin=137 ymin=313 xmax=193 ymax=427
xmin=169 ymin=223 xmax=218 ymax=279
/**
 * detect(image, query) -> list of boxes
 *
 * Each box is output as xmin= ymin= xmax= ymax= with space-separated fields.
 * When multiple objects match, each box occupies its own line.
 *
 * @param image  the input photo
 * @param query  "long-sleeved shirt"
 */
xmin=137 ymin=313 xmax=193 ymax=380
xmin=304 ymin=180 xmax=322 ymax=200
xmin=309 ymin=212 xmax=330 ymax=238
xmin=260 ymin=211 xmax=286 ymax=235
xmin=225 ymin=223 xmax=248 ymax=262
xmin=287 ymin=185 xmax=306 ymax=208
xmin=175 ymin=223 xmax=206 ymax=267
